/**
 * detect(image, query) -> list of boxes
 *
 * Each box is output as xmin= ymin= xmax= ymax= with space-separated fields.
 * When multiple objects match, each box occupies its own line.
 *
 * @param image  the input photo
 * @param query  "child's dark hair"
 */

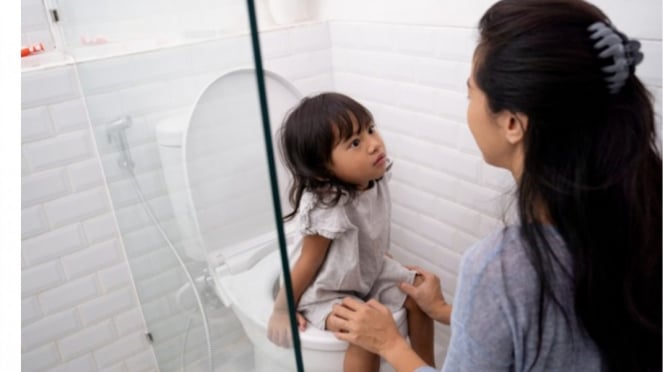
xmin=477 ymin=1 xmax=661 ymax=370
xmin=279 ymin=92 xmax=374 ymax=221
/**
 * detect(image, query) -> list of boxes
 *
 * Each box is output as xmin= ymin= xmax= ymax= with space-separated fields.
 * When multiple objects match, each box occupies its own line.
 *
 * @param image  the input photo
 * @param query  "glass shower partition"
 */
xmin=52 ymin=0 xmax=303 ymax=370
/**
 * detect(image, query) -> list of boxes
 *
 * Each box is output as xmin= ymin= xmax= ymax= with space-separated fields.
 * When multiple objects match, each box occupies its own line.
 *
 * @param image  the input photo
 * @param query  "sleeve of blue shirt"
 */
xmin=441 ymin=231 xmax=514 ymax=371
xmin=413 ymin=231 xmax=515 ymax=372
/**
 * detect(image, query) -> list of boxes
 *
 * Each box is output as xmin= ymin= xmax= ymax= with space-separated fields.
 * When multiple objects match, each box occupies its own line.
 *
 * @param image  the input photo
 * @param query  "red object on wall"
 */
xmin=21 ymin=43 xmax=45 ymax=57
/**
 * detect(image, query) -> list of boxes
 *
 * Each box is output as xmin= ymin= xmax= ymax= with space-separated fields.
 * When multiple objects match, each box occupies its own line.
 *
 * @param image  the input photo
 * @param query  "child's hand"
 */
xmin=267 ymin=309 xmax=307 ymax=348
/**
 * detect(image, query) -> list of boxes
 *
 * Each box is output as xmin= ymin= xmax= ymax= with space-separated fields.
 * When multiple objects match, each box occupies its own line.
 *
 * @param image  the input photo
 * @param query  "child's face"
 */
xmin=329 ymin=118 xmax=388 ymax=190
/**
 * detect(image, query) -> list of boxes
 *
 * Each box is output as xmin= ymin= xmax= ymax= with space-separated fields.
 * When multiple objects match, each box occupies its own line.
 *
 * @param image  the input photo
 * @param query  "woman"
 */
xmin=327 ymin=0 xmax=662 ymax=371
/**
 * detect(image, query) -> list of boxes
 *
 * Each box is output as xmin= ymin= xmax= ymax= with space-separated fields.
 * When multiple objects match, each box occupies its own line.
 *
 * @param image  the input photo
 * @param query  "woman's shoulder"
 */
xmin=460 ymin=225 xmax=566 ymax=291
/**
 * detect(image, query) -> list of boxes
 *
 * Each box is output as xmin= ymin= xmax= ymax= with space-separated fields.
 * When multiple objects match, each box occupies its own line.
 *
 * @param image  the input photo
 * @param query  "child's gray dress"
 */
xmin=291 ymin=172 xmax=416 ymax=329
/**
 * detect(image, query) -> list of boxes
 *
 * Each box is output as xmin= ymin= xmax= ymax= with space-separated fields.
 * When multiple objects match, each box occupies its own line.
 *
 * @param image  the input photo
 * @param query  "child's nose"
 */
xmin=368 ymin=137 xmax=381 ymax=153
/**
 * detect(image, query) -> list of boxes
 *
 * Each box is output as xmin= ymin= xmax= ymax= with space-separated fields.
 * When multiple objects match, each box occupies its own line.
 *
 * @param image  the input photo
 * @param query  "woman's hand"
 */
xmin=267 ymin=309 xmax=307 ymax=348
xmin=328 ymin=297 xmax=405 ymax=356
xmin=400 ymin=266 xmax=452 ymax=324
xmin=329 ymin=298 xmax=430 ymax=371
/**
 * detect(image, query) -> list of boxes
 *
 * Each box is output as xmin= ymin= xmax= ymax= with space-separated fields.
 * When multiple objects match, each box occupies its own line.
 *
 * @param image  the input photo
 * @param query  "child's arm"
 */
xmin=268 ymin=234 xmax=331 ymax=347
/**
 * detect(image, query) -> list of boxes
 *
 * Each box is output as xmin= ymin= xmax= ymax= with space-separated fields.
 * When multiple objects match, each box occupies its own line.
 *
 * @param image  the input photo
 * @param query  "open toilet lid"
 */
xmin=182 ymin=68 xmax=301 ymax=265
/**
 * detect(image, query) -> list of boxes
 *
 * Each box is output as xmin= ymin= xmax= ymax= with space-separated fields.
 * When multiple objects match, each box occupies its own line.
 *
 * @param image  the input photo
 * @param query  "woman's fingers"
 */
xmin=340 ymin=296 xmax=364 ymax=310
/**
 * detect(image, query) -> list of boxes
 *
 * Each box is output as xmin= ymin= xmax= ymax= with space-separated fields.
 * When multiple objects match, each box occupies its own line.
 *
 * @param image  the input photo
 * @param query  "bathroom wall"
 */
xmin=21 ymin=0 xmax=55 ymax=51
xmin=311 ymin=0 xmax=662 ymax=360
xmin=21 ymin=0 xmax=662 ymax=371
xmin=21 ymin=22 xmax=332 ymax=371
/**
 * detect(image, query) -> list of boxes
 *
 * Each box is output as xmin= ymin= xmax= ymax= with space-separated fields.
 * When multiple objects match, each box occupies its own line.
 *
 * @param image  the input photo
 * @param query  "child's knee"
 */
xmin=404 ymin=295 xmax=418 ymax=311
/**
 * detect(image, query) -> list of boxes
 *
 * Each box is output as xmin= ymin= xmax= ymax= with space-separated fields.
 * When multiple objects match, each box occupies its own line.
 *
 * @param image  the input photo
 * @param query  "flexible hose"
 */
xmin=127 ymin=168 xmax=214 ymax=372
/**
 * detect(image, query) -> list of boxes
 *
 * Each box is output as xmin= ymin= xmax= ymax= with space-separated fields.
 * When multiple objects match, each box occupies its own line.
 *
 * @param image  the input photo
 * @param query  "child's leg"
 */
xmin=344 ymin=344 xmax=380 ymax=372
xmin=325 ymin=313 xmax=380 ymax=372
xmin=405 ymin=275 xmax=435 ymax=367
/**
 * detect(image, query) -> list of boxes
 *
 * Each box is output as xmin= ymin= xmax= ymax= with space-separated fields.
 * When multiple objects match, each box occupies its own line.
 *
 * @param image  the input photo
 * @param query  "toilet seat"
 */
xmin=213 ymin=246 xmax=408 ymax=352
xmin=182 ymin=68 xmax=301 ymax=265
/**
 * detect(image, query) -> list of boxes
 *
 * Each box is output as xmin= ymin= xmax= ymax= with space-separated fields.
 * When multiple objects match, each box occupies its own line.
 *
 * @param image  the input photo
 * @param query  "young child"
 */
xmin=267 ymin=92 xmax=434 ymax=371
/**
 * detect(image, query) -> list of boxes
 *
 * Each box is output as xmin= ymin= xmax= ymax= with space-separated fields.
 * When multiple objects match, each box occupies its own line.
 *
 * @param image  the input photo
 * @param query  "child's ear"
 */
xmin=498 ymin=111 xmax=528 ymax=145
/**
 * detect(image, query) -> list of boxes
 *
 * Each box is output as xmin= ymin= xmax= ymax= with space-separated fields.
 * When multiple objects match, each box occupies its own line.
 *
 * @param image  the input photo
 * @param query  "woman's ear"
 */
xmin=498 ymin=111 xmax=528 ymax=145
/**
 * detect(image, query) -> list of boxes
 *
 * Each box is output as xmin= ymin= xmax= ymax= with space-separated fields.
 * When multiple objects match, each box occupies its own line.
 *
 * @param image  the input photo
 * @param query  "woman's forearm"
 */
xmin=381 ymin=336 xmax=430 ymax=372
xmin=430 ymin=301 xmax=452 ymax=325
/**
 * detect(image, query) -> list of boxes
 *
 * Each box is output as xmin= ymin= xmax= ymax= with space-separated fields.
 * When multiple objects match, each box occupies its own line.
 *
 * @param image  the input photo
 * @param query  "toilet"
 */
xmin=156 ymin=68 xmax=408 ymax=371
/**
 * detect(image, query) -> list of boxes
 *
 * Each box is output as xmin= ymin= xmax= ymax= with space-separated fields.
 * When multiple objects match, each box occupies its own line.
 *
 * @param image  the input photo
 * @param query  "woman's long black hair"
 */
xmin=278 ymin=92 xmax=374 ymax=221
xmin=476 ymin=1 xmax=661 ymax=370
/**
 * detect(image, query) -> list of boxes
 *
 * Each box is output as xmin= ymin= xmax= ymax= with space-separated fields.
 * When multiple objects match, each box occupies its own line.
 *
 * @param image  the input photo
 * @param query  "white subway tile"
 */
xmin=67 ymin=158 xmax=105 ymax=191
xmin=22 ymin=296 xmax=43 ymax=326
xmin=21 ymin=343 xmax=60 ymax=372
xmin=57 ymin=320 xmax=116 ymax=361
xmin=292 ymin=73 xmax=335 ymax=96
xmin=431 ymin=27 xmax=477 ymax=62
xmin=127 ymin=48 xmax=194 ymax=87
xmin=49 ymin=98 xmax=90 ymax=134
xmin=22 ymin=205 xmax=49 ymax=239
xmin=637 ymin=40 xmax=662 ymax=88
xmin=76 ymin=56 xmax=134 ymax=94
xmin=455 ymin=180 xmax=503 ymax=219
xmin=22 ymin=106 xmax=54 ymax=143
xmin=22 ymin=310 xmax=79 ymax=351
xmin=414 ymin=58 xmax=469 ymax=91
xmin=38 ymin=274 xmax=99 ymax=315
xmin=479 ymin=214 xmax=502 ymax=237
xmin=21 ymin=168 xmax=70 ymax=207
xmin=124 ymin=348 xmax=157 ymax=372
xmin=452 ymin=229 xmax=482 ymax=255
xmin=79 ymin=287 xmax=136 ymax=326
xmin=114 ymin=204 xmax=151 ymax=234
xmin=190 ymin=36 xmax=253 ymax=74
xmin=260 ymin=29 xmax=290 ymax=59
xmin=21 ymin=1 xmax=49 ymax=31
xmin=44 ymin=187 xmax=110 ymax=228
xmin=23 ymin=130 xmax=94 ymax=171
xmin=329 ymin=22 xmax=362 ymax=49
xmin=21 ymin=261 xmax=65 ymax=297
xmin=22 ymin=224 xmax=86 ymax=267
xmin=61 ymin=238 xmax=123 ymax=279
xmin=22 ymin=151 xmax=32 ymax=176
xmin=392 ymin=202 xmax=421 ymax=233
xmin=121 ymin=226 xmax=164 ymax=258
xmin=393 ymin=26 xmax=435 ymax=57
xmin=390 ymin=180 xmax=436 ymax=217
xmin=98 ymin=263 xmax=132 ymax=293
xmin=413 ymin=113 xmax=460 ymax=148
xmin=434 ymin=88 xmax=467 ymax=123
xmin=82 ymin=213 xmax=120 ymax=244
xmin=458 ymin=125 xmax=481 ymax=155
xmin=369 ymin=52 xmax=415 ymax=82
xmin=289 ymin=23 xmax=330 ymax=53
xmin=114 ymin=308 xmax=145 ymax=336
xmin=360 ymin=23 xmax=395 ymax=52
xmin=433 ymin=198 xmax=481 ymax=234
xmin=99 ymin=362 xmax=127 ymax=372
xmin=131 ymin=248 xmax=178 ymax=281
xmin=94 ymin=332 xmax=147 ymax=368
xmin=22 ymin=66 xmax=80 ymax=108
xmin=135 ymin=267 xmax=182 ymax=302
xmin=395 ymin=83 xmax=437 ymax=114
xmin=49 ymin=354 xmax=97 ymax=372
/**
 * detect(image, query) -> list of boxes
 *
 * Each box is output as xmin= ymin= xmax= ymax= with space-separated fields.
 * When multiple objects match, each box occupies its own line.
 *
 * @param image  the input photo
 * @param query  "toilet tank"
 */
xmin=156 ymin=111 xmax=205 ymax=261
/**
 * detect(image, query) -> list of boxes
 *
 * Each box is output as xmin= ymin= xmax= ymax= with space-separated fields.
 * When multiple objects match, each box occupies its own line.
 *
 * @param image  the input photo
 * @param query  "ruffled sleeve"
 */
xmin=297 ymin=191 xmax=350 ymax=240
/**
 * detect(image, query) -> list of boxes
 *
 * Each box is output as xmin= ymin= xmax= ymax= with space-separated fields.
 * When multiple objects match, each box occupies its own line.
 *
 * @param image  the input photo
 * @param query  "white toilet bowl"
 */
xmin=210 ymin=233 xmax=408 ymax=372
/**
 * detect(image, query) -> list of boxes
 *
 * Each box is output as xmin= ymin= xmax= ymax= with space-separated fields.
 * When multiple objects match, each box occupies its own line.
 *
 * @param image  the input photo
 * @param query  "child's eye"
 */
xmin=351 ymin=139 xmax=360 ymax=148
xmin=367 ymin=126 xmax=375 ymax=134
